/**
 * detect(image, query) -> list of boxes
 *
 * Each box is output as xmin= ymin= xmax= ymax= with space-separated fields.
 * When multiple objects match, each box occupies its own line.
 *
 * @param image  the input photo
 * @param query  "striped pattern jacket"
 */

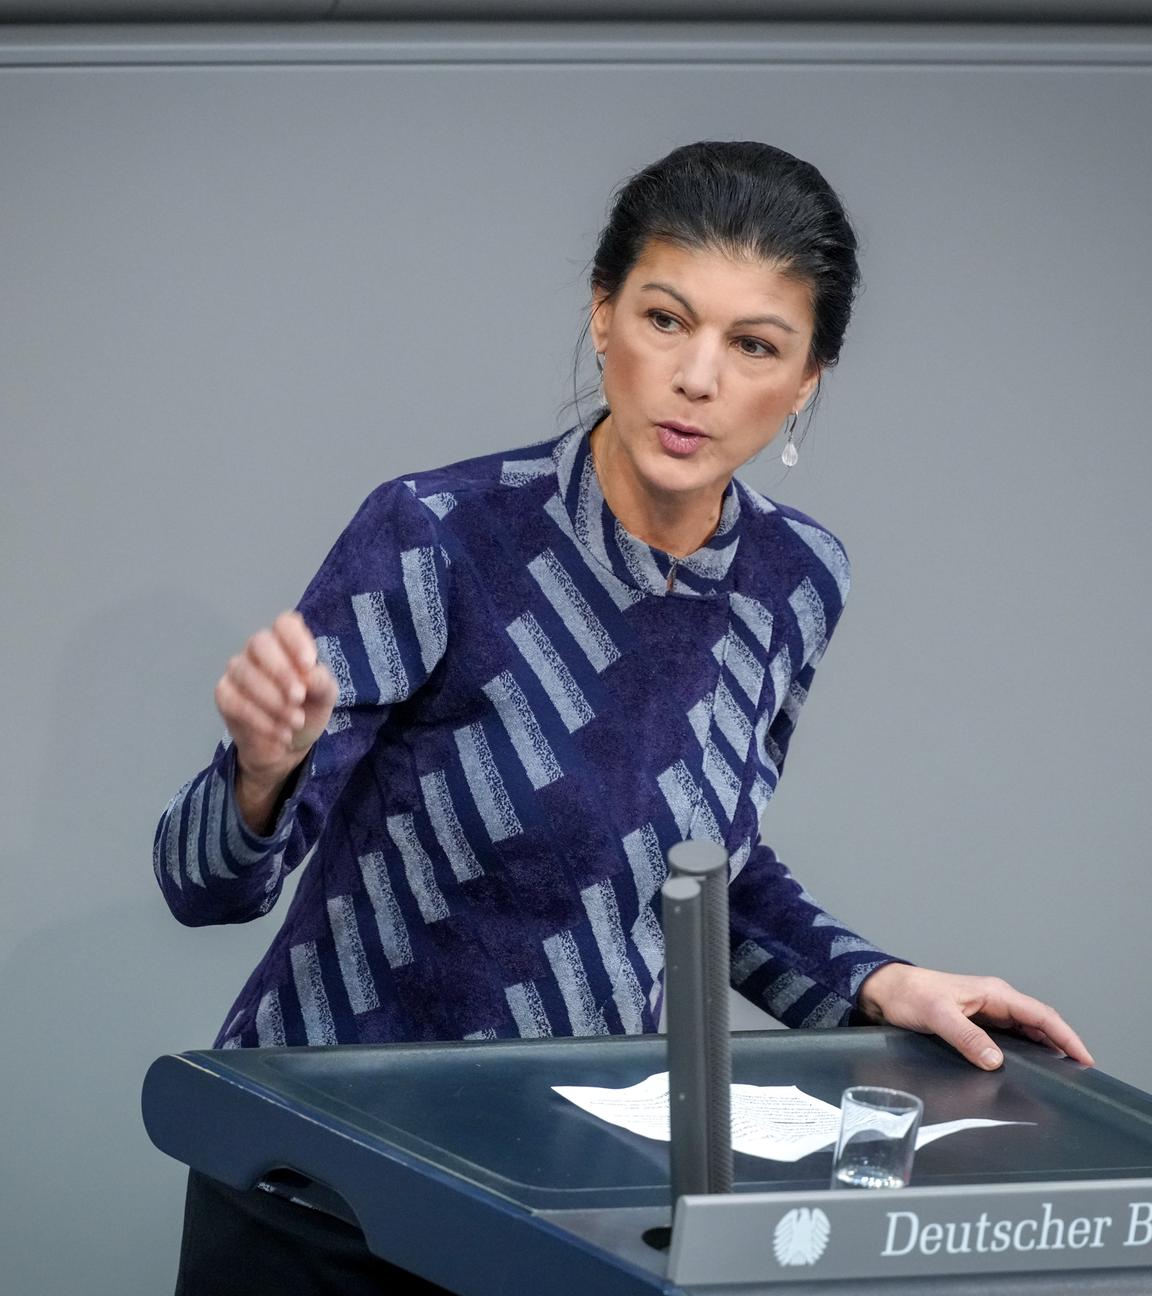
xmin=153 ymin=419 xmax=902 ymax=1048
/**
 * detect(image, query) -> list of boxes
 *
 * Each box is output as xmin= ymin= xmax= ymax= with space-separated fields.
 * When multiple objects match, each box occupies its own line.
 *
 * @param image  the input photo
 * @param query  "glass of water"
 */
xmin=831 ymin=1086 xmax=923 ymax=1190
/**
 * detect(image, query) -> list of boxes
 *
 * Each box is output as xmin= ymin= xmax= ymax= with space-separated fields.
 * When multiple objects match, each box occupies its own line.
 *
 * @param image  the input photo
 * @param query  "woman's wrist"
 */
xmin=233 ymin=756 xmax=304 ymax=838
xmin=856 ymin=961 xmax=914 ymax=1024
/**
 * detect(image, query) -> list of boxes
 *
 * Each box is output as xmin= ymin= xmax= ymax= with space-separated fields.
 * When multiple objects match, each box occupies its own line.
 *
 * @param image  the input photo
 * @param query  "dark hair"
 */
xmin=567 ymin=140 xmax=862 ymax=430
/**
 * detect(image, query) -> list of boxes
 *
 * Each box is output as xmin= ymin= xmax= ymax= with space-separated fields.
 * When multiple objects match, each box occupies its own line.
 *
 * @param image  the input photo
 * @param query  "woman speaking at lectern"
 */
xmin=155 ymin=140 xmax=1092 ymax=1294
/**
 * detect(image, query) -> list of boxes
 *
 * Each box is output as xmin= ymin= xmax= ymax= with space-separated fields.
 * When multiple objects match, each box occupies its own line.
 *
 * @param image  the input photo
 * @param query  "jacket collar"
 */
xmin=551 ymin=415 xmax=742 ymax=598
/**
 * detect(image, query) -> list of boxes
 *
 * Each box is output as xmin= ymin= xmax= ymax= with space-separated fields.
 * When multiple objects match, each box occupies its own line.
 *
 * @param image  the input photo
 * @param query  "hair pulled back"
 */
xmin=590 ymin=140 xmax=861 ymax=373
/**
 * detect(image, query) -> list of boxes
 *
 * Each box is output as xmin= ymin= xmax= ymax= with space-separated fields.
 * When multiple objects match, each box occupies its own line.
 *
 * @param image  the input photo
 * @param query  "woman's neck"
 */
xmin=588 ymin=416 xmax=725 ymax=559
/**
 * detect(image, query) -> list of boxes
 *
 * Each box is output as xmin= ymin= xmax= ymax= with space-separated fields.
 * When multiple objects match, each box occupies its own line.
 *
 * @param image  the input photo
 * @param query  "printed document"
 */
xmin=552 ymin=1073 xmax=1030 ymax=1163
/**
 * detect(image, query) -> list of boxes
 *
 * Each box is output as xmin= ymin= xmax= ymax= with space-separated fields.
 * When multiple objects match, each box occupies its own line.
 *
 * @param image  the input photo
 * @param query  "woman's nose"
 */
xmin=673 ymin=344 xmax=720 ymax=400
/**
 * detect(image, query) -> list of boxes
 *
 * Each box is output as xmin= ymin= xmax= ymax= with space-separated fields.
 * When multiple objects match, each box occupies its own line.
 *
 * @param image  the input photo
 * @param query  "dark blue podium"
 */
xmin=142 ymin=1027 xmax=1152 ymax=1293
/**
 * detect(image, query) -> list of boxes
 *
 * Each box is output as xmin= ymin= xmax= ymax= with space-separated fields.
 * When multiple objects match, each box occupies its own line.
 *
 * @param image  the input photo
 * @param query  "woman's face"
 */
xmin=589 ymin=239 xmax=821 ymax=503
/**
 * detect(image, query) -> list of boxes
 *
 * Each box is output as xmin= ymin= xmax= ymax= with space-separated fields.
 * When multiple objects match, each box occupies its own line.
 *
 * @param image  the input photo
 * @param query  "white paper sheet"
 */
xmin=552 ymin=1072 xmax=1033 ymax=1163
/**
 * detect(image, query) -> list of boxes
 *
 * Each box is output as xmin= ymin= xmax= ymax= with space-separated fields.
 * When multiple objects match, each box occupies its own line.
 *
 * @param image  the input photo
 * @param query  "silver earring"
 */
xmin=781 ymin=411 xmax=799 ymax=467
xmin=595 ymin=350 xmax=608 ymax=409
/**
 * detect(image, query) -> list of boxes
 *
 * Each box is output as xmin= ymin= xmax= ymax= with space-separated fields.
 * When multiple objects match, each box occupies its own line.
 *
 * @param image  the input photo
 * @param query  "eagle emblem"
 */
xmin=773 ymin=1206 xmax=831 ymax=1266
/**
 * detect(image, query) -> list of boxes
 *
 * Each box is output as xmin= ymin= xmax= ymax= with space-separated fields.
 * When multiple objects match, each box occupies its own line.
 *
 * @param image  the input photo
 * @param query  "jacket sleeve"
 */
xmin=152 ymin=479 xmax=452 ymax=927
xmin=728 ymin=842 xmax=911 ymax=1028
xmin=726 ymin=529 xmax=911 ymax=1027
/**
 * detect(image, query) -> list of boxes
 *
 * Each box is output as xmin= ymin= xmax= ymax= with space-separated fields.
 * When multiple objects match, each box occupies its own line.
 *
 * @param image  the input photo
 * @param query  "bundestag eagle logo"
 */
xmin=773 ymin=1207 xmax=831 ymax=1266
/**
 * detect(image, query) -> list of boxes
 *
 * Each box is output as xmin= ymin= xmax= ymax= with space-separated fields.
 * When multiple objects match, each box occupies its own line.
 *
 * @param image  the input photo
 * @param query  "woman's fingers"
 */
xmin=215 ymin=612 xmax=335 ymax=778
xmin=305 ymin=660 xmax=340 ymax=709
xmin=288 ymin=664 xmax=340 ymax=750
xmin=857 ymin=965 xmax=1095 ymax=1071
xmin=921 ymin=1001 xmax=1005 ymax=1071
xmin=1016 ymin=1026 xmax=1065 ymax=1055
xmin=273 ymin=609 xmax=318 ymax=674
xmin=224 ymin=652 xmax=305 ymax=731
xmin=247 ymin=625 xmax=308 ymax=708
xmin=975 ymin=986 xmax=1095 ymax=1066
xmin=215 ymin=672 xmax=295 ymax=746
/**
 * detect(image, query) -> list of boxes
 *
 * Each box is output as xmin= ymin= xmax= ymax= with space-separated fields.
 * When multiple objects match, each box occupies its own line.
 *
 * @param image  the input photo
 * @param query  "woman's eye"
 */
xmin=647 ymin=310 xmax=775 ymax=358
xmin=648 ymin=309 xmax=679 ymax=332
xmin=738 ymin=337 xmax=776 ymax=358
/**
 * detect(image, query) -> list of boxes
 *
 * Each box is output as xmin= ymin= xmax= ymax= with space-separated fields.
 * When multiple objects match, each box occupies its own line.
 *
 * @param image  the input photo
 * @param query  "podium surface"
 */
xmin=143 ymin=1027 xmax=1152 ymax=1293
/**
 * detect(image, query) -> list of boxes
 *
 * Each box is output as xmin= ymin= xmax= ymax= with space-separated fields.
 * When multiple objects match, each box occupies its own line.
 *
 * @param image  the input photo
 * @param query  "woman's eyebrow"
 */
xmin=639 ymin=281 xmax=798 ymax=334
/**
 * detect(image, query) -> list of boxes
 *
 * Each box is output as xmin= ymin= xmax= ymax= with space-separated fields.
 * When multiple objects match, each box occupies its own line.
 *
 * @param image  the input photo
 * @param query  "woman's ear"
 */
xmin=589 ymin=288 xmax=614 ymax=355
xmin=797 ymin=360 xmax=822 ymax=412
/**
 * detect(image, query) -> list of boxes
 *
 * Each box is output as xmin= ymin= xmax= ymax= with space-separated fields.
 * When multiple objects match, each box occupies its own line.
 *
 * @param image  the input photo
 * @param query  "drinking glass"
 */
xmin=830 ymin=1086 xmax=923 ymax=1190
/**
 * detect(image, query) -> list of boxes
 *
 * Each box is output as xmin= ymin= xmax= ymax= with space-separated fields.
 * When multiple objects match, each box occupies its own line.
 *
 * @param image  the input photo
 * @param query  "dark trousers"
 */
xmin=175 ymin=1169 xmax=453 ymax=1295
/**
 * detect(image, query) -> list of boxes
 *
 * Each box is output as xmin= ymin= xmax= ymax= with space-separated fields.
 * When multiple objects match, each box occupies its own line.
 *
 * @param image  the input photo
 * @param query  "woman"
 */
xmin=157 ymin=140 xmax=1091 ymax=1294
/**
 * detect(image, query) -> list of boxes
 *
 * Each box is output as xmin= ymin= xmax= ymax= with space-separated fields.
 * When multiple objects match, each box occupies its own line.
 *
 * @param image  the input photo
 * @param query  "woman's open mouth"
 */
xmin=657 ymin=422 xmax=708 ymax=457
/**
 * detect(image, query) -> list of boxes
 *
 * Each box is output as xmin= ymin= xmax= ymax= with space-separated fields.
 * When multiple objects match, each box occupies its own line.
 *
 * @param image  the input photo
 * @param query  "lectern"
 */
xmin=143 ymin=1027 xmax=1152 ymax=1293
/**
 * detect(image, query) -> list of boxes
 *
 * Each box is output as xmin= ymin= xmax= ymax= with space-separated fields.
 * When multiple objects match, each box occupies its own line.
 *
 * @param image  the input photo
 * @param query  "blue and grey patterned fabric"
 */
xmin=153 ymin=418 xmax=905 ymax=1049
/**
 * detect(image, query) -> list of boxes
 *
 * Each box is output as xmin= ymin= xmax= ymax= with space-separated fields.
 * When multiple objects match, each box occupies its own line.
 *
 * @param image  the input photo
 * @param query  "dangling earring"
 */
xmin=595 ymin=350 xmax=608 ymax=409
xmin=781 ymin=411 xmax=799 ymax=467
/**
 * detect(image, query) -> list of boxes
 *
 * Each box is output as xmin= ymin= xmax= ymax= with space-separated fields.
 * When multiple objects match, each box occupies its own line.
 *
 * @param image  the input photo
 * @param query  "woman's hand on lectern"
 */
xmin=215 ymin=609 xmax=338 ymax=792
xmin=856 ymin=964 xmax=1095 ymax=1071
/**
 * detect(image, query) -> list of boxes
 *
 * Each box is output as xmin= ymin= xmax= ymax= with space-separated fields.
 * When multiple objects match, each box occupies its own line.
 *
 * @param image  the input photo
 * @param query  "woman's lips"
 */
xmin=657 ymin=422 xmax=707 ymax=457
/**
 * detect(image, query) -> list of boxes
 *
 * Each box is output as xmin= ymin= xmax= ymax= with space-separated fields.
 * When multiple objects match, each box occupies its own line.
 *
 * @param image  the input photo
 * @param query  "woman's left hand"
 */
xmin=856 ymin=963 xmax=1095 ymax=1070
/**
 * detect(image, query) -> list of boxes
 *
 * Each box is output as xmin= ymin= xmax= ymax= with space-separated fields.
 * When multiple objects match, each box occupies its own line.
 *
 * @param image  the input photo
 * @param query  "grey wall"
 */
xmin=1 ymin=21 xmax=1150 ymax=1296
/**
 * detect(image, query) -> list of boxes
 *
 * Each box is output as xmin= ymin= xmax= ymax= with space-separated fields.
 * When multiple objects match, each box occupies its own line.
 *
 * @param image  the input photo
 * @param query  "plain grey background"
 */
xmin=1 ymin=19 xmax=1150 ymax=1296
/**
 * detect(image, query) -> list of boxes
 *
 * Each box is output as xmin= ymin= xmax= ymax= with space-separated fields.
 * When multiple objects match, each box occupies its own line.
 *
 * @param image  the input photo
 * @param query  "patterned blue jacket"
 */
xmin=153 ymin=419 xmax=902 ymax=1048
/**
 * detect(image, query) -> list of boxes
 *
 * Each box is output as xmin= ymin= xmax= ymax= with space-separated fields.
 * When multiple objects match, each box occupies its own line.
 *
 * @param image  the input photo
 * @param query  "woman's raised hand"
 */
xmin=214 ymin=610 xmax=339 ymax=793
